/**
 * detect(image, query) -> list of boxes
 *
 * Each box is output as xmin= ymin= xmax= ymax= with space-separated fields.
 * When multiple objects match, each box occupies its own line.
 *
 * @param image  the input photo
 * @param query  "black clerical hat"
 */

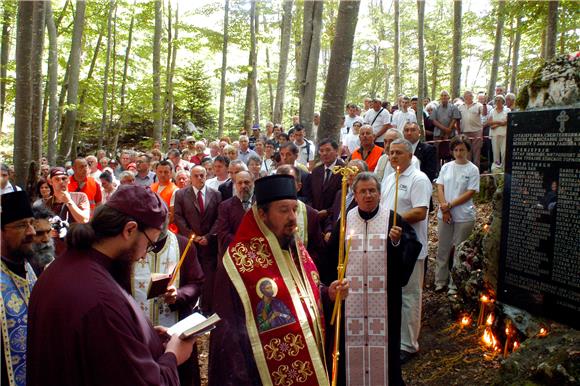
xmin=254 ymin=174 xmax=297 ymax=205
xmin=1 ymin=191 xmax=33 ymax=225
xmin=106 ymin=185 xmax=167 ymax=229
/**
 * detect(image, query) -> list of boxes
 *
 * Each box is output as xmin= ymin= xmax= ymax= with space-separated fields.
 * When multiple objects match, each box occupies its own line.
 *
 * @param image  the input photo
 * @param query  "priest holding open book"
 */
xmin=209 ymin=174 xmax=350 ymax=385
xmin=27 ymin=185 xmax=197 ymax=385
xmin=132 ymin=217 xmax=205 ymax=386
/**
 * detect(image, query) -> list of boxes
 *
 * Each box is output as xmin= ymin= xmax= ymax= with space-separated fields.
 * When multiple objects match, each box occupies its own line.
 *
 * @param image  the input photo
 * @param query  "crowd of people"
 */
xmin=0 ymin=86 xmax=516 ymax=385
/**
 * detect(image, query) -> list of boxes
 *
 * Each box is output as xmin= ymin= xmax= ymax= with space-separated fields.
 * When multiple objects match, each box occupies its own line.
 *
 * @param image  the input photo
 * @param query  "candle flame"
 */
xmin=482 ymin=328 xmax=498 ymax=348
xmin=480 ymin=294 xmax=489 ymax=303
xmin=486 ymin=314 xmax=494 ymax=326
xmin=483 ymin=224 xmax=489 ymax=232
xmin=505 ymin=326 xmax=510 ymax=335
xmin=460 ymin=315 xmax=471 ymax=326
xmin=513 ymin=341 xmax=519 ymax=350
xmin=539 ymin=327 xmax=548 ymax=337
xmin=396 ymin=166 xmax=400 ymax=172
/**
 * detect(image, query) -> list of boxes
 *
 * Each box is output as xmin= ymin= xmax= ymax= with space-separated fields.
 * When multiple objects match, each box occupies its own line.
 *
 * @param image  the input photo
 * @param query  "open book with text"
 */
xmin=166 ymin=312 xmax=221 ymax=340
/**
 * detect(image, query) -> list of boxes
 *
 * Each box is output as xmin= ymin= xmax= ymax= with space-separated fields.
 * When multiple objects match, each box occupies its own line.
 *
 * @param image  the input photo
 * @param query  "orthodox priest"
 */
xmin=209 ymin=174 xmax=349 ymax=386
xmin=1 ymin=191 xmax=37 ymax=386
xmin=131 ymin=219 xmax=205 ymax=386
xmin=341 ymin=172 xmax=421 ymax=386
xmin=27 ymin=185 xmax=196 ymax=385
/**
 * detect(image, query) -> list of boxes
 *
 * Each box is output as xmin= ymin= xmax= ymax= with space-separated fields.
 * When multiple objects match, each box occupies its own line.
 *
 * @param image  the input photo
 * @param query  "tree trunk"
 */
xmin=162 ymin=0 xmax=172 ymax=138
xmin=544 ymin=1 xmax=558 ymax=60
xmin=417 ymin=0 xmax=426 ymax=134
xmin=46 ymin=2 xmax=58 ymax=165
xmin=111 ymin=0 xmax=135 ymax=155
xmin=108 ymin=3 xmax=117 ymax=137
xmin=30 ymin=1 xmax=45 ymax=163
xmin=510 ymin=16 xmax=521 ymax=93
xmin=14 ymin=1 xmax=34 ymax=186
xmin=100 ymin=0 xmax=114 ymax=149
xmin=152 ymin=0 xmax=163 ymax=142
xmin=217 ymin=0 xmax=229 ymax=137
xmin=253 ymin=5 xmax=260 ymax=125
xmin=0 ymin=3 xmax=14 ymax=132
xmin=318 ymin=0 xmax=360 ymax=143
xmin=504 ymin=17 xmax=513 ymax=92
xmin=265 ymin=46 xmax=274 ymax=120
xmin=431 ymin=49 xmax=439 ymax=100
xmin=450 ymin=0 xmax=462 ymax=99
xmin=57 ymin=0 xmax=86 ymax=164
xmin=165 ymin=2 xmax=178 ymax=150
xmin=298 ymin=1 xmax=323 ymax=136
xmin=272 ymin=0 xmax=293 ymax=124
xmin=243 ymin=1 xmax=258 ymax=131
xmin=393 ymin=0 xmax=400 ymax=99
xmin=487 ymin=0 xmax=505 ymax=99
xmin=73 ymin=20 xmax=105 ymax=150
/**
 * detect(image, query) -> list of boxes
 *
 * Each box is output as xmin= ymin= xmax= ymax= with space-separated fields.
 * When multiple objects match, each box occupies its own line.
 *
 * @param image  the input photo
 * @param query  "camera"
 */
xmin=49 ymin=215 xmax=69 ymax=239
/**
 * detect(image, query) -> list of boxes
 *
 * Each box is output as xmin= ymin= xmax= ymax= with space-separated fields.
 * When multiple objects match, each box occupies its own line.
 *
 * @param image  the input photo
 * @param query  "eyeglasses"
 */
xmin=140 ymin=230 xmax=156 ymax=253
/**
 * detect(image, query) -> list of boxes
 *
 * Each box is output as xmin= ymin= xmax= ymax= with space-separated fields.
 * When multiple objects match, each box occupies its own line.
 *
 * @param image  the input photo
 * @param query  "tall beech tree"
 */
xmin=318 ymin=0 xmax=360 ymax=143
xmin=298 ymin=0 xmax=323 ymax=136
xmin=217 ymin=0 xmax=229 ymax=137
xmin=57 ymin=0 xmax=86 ymax=164
xmin=273 ymin=0 xmax=293 ymax=125
xmin=450 ymin=0 xmax=462 ymax=99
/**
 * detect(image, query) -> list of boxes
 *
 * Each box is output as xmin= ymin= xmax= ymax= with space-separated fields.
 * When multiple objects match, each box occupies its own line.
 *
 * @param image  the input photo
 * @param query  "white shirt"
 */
xmin=294 ymin=140 xmax=315 ymax=167
xmin=206 ymin=176 xmax=228 ymax=191
xmin=487 ymin=107 xmax=510 ymax=136
xmin=343 ymin=132 xmax=360 ymax=153
xmin=364 ymin=108 xmax=391 ymax=143
xmin=391 ymin=108 xmax=417 ymax=133
xmin=436 ymin=161 xmax=480 ymax=223
xmin=458 ymin=102 xmax=484 ymax=133
xmin=344 ymin=114 xmax=360 ymax=130
xmin=381 ymin=166 xmax=431 ymax=259
xmin=0 ymin=183 xmax=22 ymax=195
xmin=192 ymin=185 xmax=207 ymax=207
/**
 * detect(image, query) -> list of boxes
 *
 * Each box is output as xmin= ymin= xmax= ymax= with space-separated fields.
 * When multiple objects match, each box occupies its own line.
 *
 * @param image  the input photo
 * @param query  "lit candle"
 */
xmin=503 ymin=324 xmax=511 ymax=357
xmin=460 ymin=315 xmax=471 ymax=328
xmin=486 ymin=313 xmax=494 ymax=326
xmin=513 ymin=341 xmax=519 ymax=351
xmin=168 ymin=234 xmax=195 ymax=287
xmin=478 ymin=294 xmax=489 ymax=325
xmin=392 ymin=166 xmax=400 ymax=228
xmin=538 ymin=327 xmax=548 ymax=337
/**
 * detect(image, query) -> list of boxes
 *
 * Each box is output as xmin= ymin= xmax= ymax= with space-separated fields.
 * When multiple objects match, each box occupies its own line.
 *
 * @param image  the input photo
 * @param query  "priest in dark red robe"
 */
xmin=27 ymin=185 xmax=196 ymax=385
xmin=208 ymin=174 xmax=349 ymax=386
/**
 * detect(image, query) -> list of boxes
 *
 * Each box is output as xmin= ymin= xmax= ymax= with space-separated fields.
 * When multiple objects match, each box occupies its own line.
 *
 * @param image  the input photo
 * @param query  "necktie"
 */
xmin=197 ymin=190 xmax=205 ymax=216
xmin=324 ymin=168 xmax=331 ymax=185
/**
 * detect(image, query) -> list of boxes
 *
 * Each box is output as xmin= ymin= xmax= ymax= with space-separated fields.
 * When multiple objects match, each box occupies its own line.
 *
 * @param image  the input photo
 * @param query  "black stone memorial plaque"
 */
xmin=499 ymin=107 xmax=579 ymax=329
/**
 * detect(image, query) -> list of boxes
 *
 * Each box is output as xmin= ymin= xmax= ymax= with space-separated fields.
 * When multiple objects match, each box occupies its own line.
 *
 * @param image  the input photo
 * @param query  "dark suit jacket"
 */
xmin=414 ymin=141 xmax=438 ymax=182
xmin=307 ymin=158 xmax=345 ymax=213
xmin=304 ymin=203 xmax=325 ymax=265
xmin=325 ymin=188 xmax=358 ymax=233
xmin=215 ymin=196 xmax=247 ymax=261
xmin=218 ymin=179 xmax=233 ymax=201
xmin=173 ymin=186 xmax=222 ymax=261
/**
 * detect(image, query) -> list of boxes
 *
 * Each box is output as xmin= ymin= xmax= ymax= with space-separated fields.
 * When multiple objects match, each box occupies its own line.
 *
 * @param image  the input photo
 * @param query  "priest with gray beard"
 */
xmin=29 ymin=205 xmax=56 ymax=276
xmin=327 ymin=172 xmax=421 ymax=386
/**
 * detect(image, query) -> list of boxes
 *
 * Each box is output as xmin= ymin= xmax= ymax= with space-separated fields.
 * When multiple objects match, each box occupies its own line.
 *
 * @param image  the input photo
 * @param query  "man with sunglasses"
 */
xmin=1 ymin=191 xmax=37 ymax=386
xmin=27 ymin=185 xmax=196 ymax=385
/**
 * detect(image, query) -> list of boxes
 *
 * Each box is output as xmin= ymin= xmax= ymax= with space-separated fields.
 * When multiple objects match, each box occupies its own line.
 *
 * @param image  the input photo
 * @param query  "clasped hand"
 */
xmin=329 ymin=279 xmax=349 ymax=302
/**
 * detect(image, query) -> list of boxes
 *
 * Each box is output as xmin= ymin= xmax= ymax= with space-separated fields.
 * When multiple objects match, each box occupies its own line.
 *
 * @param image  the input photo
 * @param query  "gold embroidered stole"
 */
xmin=131 ymin=233 xmax=180 ymax=326
xmin=223 ymin=206 xmax=329 ymax=386
xmin=0 ymin=261 xmax=37 ymax=386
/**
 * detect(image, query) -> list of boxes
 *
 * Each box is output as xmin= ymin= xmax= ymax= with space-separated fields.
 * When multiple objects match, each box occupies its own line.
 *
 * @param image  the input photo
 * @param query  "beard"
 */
xmin=29 ymin=239 xmax=55 ymax=269
xmin=236 ymin=188 xmax=253 ymax=203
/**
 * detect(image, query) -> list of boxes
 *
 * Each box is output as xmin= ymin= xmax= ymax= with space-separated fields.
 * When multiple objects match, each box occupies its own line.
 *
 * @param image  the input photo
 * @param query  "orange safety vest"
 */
xmin=150 ymin=182 xmax=177 ymax=210
xmin=68 ymin=177 xmax=100 ymax=214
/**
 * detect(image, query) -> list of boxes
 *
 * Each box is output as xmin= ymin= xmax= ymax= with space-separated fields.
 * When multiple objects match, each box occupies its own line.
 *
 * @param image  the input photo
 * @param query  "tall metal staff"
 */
xmin=330 ymin=165 xmax=358 ymax=386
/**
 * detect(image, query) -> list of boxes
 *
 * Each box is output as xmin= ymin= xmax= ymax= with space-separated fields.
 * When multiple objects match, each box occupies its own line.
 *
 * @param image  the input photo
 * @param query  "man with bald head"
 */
xmin=215 ymin=170 xmax=255 ymax=260
xmin=173 ymin=165 xmax=222 ymax=312
xmin=68 ymin=158 xmax=102 ymax=217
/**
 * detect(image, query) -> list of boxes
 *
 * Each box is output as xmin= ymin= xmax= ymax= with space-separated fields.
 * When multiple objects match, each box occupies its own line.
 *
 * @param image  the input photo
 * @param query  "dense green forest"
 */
xmin=0 ymin=0 xmax=578 ymax=186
